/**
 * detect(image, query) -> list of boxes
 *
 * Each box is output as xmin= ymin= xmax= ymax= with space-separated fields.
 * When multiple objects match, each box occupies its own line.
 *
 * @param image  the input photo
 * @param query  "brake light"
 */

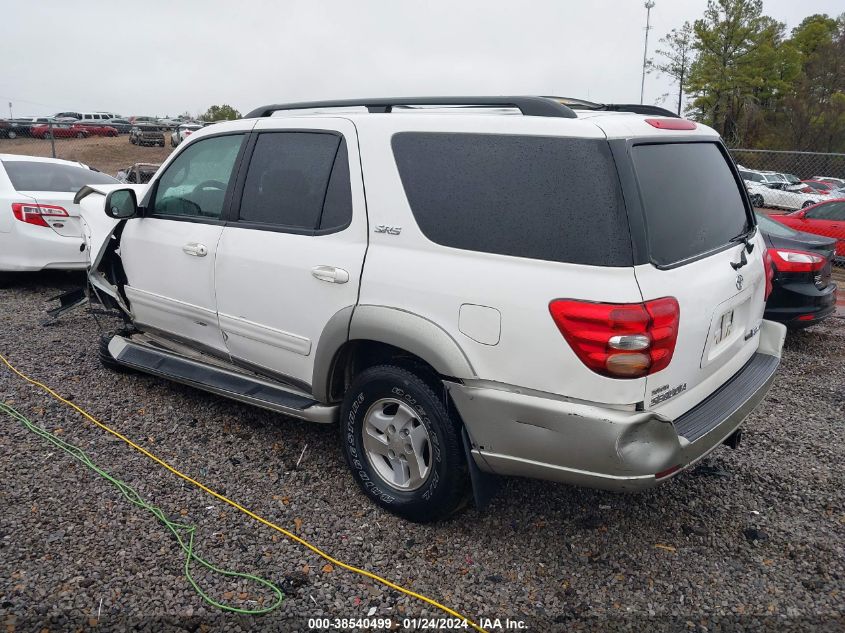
xmin=11 ymin=203 xmax=69 ymax=228
xmin=549 ymin=297 xmax=680 ymax=379
xmin=768 ymin=248 xmax=825 ymax=273
xmin=645 ymin=118 xmax=697 ymax=130
xmin=763 ymin=250 xmax=774 ymax=300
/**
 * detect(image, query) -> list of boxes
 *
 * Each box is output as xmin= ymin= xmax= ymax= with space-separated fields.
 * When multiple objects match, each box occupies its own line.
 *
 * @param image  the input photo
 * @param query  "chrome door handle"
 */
xmin=182 ymin=242 xmax=208 ymax=257
xmin=311 ymin=265 xmax=349 ymax=284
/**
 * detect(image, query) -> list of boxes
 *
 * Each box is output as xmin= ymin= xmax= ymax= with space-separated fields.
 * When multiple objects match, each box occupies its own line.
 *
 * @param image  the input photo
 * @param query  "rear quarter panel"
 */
xmin=354 ymin=116 xmax=647 ymax=405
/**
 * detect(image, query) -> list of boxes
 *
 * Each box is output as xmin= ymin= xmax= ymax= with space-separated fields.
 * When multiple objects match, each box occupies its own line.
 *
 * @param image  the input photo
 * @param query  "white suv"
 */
xmin=79 ymin=97 xmax=786 ymax=522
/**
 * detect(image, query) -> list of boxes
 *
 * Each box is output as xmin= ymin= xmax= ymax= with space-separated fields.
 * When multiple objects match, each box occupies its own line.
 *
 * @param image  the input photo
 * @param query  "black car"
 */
xmin=757 ymin=212 xmax=838 ymax=328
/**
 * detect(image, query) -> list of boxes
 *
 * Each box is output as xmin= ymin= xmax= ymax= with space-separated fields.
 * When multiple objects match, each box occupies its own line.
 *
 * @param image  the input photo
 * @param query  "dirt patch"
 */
xmin=0 ymin=135 xmax=173 ymax=177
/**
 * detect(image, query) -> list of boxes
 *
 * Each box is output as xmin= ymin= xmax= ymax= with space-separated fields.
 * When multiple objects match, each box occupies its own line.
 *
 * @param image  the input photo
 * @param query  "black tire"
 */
xmin=750 ymin=194 xmax=764 ymax=208
xmin=0 ymin=272 xmax=15 ymax=289
xmin=77 ymin=132 xmax=85 ymax=139
xmin=98 ymin=334 xmax=130 ymax=373
xmin=7 ymin=131 xmax=16 ymax=139
xmin=801 ymin=200 xmax=814 ymax=209
xmin=340 ymin=364 xmax=469 ymax=522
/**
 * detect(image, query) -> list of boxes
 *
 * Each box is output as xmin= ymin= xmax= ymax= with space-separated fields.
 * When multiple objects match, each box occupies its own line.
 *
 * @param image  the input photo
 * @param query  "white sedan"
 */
xmin=745 ymin=180 xmax=826 ymax=211
xmin=170 ymin=123 xmax=203 ymax=148
xmin=0 ymin=154 xmax=118 ymax=284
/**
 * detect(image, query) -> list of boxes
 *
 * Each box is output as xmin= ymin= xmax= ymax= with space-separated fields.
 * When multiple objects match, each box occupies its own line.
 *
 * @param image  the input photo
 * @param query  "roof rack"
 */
xmin=245 ymin=97 xmax=578 ymax=119
xmin=549 ymin=96 xmax=681 ymax=118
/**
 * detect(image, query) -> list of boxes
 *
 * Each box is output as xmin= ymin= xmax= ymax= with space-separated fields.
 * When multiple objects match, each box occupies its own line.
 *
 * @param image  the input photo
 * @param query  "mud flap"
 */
xmin=461 ymin=427 xmax=500 ymax=511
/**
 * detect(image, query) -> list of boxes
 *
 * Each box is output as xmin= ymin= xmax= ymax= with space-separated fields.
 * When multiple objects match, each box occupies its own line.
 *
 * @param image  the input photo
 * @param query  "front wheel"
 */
xmin=340 ymin=365 xmax=469 ymax=522
xmin=77 ymin=132 xmax=86 ymax=138
xmin=801 ymin=200 xmax=815 ymax=209
xmin=7 ymin=131 xmax=16 ymax=139
xmin=750 ymin=194 xmax=764 ymax=208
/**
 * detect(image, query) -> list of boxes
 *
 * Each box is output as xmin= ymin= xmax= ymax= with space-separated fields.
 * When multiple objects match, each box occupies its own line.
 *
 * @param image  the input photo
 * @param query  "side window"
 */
xmin=151 ymin=134 xmax=244 ymax=220
xmin=808 ymin=202 xmax=845 ymax=220
xmin=238 ymin=132 xmax=352 ymax=232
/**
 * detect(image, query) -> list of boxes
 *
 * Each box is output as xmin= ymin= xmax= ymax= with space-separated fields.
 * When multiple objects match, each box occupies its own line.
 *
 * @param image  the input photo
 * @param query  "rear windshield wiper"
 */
xmin=730 ymin=229 xmax=755 ymax=254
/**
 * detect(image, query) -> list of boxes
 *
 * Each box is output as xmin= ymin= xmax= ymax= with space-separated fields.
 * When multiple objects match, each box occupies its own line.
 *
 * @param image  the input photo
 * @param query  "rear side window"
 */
xmin=2 ymin=160 xmax=118 ymax=192
xmin=807 ymin=201 xmax=845 ymax=220
xmin=392 ymin=133 xmax=631 ymax=266
xmin=632 ymin=142 xmax=750 ymax=266
xmin=238 ymin=132 xmax=352 ymax=232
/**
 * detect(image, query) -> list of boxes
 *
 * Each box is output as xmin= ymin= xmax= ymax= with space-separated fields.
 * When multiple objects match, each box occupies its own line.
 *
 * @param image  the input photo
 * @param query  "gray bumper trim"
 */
xmin=673 ymin=353 xmax=780 ymax=442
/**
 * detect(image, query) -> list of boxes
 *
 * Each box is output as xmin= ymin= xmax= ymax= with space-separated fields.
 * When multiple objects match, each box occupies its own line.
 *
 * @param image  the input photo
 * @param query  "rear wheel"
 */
xmin=7 ymin=131 xmax=16 ymax=139
xmin=750 ymin=194 xmax=764 ymax=208
xmin=801 ymin=200 xmax=814 ymax=208
xmin=340 ymin=364 xmax=469 ymax=522
xmin=0 ymin=272 xmax=15 ymax=288
xmin=76 ymin=132 xmax=85 ymax=138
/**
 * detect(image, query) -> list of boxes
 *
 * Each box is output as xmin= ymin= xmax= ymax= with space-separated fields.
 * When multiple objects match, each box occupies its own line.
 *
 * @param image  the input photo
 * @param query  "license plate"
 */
xmin=713 ymin=309 xmax=735 ymax=347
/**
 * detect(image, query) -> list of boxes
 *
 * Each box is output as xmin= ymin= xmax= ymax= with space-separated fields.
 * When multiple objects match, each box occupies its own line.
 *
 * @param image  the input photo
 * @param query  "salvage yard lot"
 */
xmin=0 ymin=275 xmax=842 ymax=631
xmin=0 ymin=136 xmax=173 ymax=176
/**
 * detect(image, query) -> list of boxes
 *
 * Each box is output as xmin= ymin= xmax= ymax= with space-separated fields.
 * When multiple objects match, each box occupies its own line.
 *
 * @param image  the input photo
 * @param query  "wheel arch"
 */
xmin=312 ymin=305 xmax=475 ymax=403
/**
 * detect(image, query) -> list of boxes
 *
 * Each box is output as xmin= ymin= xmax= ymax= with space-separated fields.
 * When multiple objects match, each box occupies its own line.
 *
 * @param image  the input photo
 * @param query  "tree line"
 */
xmin=652 ymin=0 xmax=845 ymax=152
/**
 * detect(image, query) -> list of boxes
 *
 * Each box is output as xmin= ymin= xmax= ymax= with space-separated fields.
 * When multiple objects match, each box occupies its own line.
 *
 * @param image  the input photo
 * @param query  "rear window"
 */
xmin=632 ymin=142 xmax=750 ymax=266
xmin=391 ymin=133 xmax=631 ymax=266
xmin=2 ymin=160 xmax=118 ymax=192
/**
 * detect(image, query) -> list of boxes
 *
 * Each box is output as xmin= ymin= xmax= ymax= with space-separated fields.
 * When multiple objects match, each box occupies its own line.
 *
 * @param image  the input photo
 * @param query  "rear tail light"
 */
xmin=768 ymin=248 xmax=825 ymax=273
xmin=763 ymin=250 xmax=774 ymax=300
xmin=549 ymin=297 xmax=680 ymax=379
xmin=11 ymin=203 xmax=69 ymax=228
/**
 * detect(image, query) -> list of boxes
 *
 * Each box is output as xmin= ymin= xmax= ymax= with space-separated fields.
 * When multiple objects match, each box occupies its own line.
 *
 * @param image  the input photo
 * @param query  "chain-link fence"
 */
xmin=0 ymin=116 xmax=184 ymax=182
xmin=729 ymin=149 xmax=845 ymax=274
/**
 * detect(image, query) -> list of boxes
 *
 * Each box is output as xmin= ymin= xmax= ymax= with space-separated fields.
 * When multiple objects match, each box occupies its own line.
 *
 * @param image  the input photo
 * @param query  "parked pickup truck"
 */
xmin=129 ymin=125 xmax=165 ymax=147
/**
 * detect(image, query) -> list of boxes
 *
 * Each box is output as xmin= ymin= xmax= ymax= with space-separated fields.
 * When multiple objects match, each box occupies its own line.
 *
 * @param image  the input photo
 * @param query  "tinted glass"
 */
xmin=319 ymin=140 xmax=353 ymax=230
xmin=633 ymin=142 xmax=749 ymax=266
xmin=2 ymin=160 xmax=118 ymax=192
xmin=392 ymin=133 xmax=630 ymax=266
xmin=152 ymin=134 xmax=243 ymax=219
xmin=808 ymin=202 xmax=845 ymax=220
xmin=239 ymin=132 xmax=350 ymax=230
xmin=755 ymin=212 xmax=799 ymax=238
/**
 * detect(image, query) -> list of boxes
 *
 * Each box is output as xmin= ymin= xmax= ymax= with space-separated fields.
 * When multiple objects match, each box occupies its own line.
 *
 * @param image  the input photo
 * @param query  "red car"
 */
xmin=800 ymin=180 xmax=836 ymax=195
xmin=78 ymin=124 xmax=119 ymax=137
xmin=774 ymin=198 xmax=845 ymax=260
xmin=30 ymin=123 xmax=90 ymax=139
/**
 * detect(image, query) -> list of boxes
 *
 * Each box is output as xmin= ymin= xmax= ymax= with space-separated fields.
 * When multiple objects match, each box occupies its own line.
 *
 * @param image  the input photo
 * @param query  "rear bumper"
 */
xmin=0 ymin=226 xmax=88 ymax=272
xmin=448 ymin=319 xmax=786 ymax=491
xmin=764 ymin=281 xmax=837 ymax=328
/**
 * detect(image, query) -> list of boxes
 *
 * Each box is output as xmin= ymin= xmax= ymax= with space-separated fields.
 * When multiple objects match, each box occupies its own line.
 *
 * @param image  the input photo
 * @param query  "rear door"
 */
xmin=803 ymin=201 xmax=845 ymax=257
xmin=626 ymin=141 xmax=766 ymax=418
xmin=118 ymin=132 xmax=246 ymax=352
xmin=214 ymin=118 xmax=367 ymax=389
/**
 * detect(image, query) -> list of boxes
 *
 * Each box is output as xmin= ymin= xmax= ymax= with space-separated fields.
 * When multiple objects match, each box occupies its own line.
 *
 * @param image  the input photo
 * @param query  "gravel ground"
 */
xmin=1 ymin=272 xmax=843 ymax=632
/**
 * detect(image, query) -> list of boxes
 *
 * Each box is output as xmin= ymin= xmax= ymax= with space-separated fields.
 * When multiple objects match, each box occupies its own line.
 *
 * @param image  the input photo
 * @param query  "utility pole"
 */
xmin=640 ymin=1 xmax=655 ymax=105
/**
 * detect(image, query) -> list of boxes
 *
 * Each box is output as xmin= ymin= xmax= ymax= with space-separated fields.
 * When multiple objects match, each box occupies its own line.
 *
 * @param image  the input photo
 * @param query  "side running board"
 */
xmin=107 ymin=335 xmax=338 ymax=424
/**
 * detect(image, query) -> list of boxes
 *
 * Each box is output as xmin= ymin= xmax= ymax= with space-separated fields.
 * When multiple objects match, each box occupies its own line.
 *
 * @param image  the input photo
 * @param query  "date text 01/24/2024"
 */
xmin=306 ymin=617 xmax=527 ymax=630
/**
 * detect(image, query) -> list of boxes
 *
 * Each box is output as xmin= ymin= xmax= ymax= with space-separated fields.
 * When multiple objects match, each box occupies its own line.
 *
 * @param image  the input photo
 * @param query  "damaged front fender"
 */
xmin=75 ymin=183 xmax=149 ymax=316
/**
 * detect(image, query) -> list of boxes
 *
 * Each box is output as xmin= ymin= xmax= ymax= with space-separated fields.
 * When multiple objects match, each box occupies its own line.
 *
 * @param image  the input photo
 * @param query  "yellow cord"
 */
xmin=0 ymin=352 xmax=488 ymax=633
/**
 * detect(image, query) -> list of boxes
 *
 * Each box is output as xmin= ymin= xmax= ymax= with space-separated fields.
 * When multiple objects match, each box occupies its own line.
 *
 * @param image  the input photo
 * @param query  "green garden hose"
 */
xmin=0 ymin=400 xmax=284 ymax=615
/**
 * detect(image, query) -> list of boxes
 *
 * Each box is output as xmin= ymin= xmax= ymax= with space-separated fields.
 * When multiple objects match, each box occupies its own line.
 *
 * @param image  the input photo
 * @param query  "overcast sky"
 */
xmin=1 ymin=0 xmax=842 ymax=119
